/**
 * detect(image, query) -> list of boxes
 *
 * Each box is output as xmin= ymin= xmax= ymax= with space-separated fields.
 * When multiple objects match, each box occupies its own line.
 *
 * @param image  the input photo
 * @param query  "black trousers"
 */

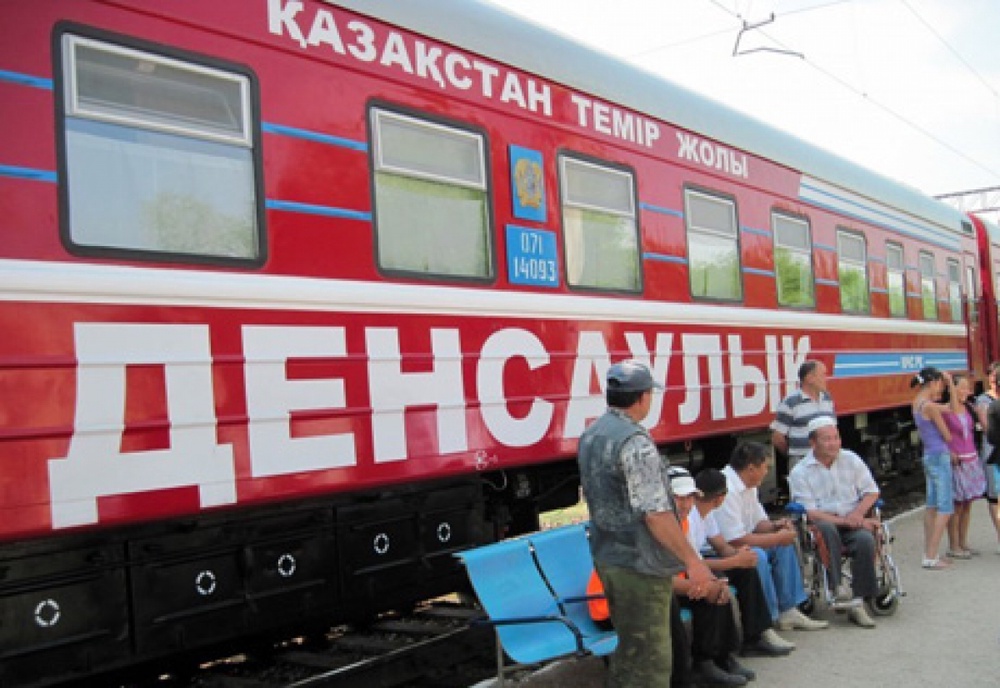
xmin=670 ymin=594 xmax=694 ymax=688
xmin=718 ymin=565 xmax=773 ymax=643
xmin=677 ymin=593 xmax=741 ymax=663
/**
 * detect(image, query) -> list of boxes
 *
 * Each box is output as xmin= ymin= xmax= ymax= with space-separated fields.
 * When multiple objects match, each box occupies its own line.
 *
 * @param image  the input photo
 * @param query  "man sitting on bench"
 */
xmin=689 ymin=468 xmax=797 ymax=656
xmin=670 ymin=467 xmax=756 ymax=686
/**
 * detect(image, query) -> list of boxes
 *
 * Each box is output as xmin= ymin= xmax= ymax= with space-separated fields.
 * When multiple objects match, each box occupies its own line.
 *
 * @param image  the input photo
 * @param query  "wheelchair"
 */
xmin=785 ymin=499 xmax=904 ymax=617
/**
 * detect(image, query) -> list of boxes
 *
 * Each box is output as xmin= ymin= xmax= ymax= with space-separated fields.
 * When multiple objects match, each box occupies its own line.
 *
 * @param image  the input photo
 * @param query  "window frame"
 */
xmin=836 ymin=228 xmax=870 ymax=314
xmin=885 ymin=241 xmax=906 ymax=318
xmin=557 ymin=152 xmax=641 ymax=294
xmin=918 ymin=251 xmax=938 ymax=320
xmin=54 ymin=24 xmax=266 ymax=268
xmin=684 ymin=186 xmax=743 ymax=302
xmin=965 ymin=261 xmax=978 ymax=324
xmin=369 ymin=104 xmax=495 ymax=283
xmin=771 ymin=210 xmax=815 ymax=308
xmin=947 ymin=257 xmax=962 ymax=323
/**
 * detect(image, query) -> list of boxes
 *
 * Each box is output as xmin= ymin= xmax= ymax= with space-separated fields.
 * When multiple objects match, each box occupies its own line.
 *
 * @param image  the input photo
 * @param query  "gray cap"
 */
xmin=607 ymin=360 xmax=664 ymax=392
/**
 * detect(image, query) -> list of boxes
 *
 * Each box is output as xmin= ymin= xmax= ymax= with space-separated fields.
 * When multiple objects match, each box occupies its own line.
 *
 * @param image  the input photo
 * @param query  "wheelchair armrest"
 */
xmin=784 ymin=501 xmax=806 ymax=516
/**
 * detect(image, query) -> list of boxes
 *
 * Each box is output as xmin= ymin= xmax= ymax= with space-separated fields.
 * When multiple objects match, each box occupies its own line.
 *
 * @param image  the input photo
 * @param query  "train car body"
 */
xmin=0 ymin=0 xmax=987 ymax=683
xmin=971 ymin=213 xmax=1000 ymax=365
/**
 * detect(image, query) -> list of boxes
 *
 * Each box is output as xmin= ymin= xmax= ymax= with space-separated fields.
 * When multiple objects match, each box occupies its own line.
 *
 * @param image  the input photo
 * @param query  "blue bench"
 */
xmin=456 ymin=524 xmax=617 ymax=685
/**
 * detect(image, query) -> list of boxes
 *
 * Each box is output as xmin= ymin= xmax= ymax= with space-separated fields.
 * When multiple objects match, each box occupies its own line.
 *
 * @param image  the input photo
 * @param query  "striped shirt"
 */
xmin=770 ymin=389 xmax=836 ymax=466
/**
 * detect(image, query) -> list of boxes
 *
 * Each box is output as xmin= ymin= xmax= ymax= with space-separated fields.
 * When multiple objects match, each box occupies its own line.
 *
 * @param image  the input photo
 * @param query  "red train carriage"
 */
xmin=970 ymin=213 xmax=1000 ymax=365
xmin=0 ymin=0 xmax=988 ymax=684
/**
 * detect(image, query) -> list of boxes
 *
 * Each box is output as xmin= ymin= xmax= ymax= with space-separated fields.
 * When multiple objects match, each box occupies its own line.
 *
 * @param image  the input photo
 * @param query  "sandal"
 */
xmin=946 ymin=550 xmax=971 ymax=559
xmin=922 ymin=558 xmax=952 ymax=570
xmin=964 ymin=547 xmax=981 ymax=556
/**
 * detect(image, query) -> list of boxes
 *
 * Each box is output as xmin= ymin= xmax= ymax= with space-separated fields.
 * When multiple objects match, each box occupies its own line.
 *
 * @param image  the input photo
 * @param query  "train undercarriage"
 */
xmin=0 ymin=463 xmax=580 ymax=687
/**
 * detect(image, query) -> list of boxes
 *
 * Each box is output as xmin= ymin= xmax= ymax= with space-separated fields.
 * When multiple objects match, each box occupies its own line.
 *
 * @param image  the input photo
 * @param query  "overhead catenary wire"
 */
xmin=692 ymin=0 xmax=1000 ymax=186
xmin=898 ymin=0 xmax=999 ymax=103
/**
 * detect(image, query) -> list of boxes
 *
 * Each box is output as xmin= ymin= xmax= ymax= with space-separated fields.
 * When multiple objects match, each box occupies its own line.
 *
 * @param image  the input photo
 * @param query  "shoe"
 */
xmin=777 ymin=607 xmax=829 ymax=631
xmin=694 ymin=660 xmax=748 ymax=686
xmin=921 ymin=557 xmax=951 ymax=570
xmin=834 ymin=582 xmax=853 ymax=602
xmin=720 ymin=655 xmax=756 ymax=681
xmin=965 ymin=547 xmax=981 ymax=556
xmin=848 ymin=605 xmax=876 ymax=629
xmin=741 ymin=634 xmax=793 ymax=657
xmin=762 ymin=627 xmax=796 ymax=650
xmin=946 ymin=549 xmax=971 ymax=559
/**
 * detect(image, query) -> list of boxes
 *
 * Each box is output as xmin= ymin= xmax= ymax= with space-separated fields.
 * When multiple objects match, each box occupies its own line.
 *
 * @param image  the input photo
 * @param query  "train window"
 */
xmin=685 ymin=189 xmax=741 ymax=300
xmin=965 ymin=264 xmax=978 ymax=323
xmin=919 ymin=251 xmax=938 ymax=320
xmin=772 ymin=212 xmax=814 ymax=307
xmin=559 ymin=157 xmax=639 ymax=291
xmin=947 ymin=259 xmax=962 ymax=322
xmin=59 ymin=34 xmax=261 ymax=262
xmin=886 ymin=242 xmax=906 ymax=317
xmin=837 ymin=229 xmax=869 ymax=313
xmin=371 ymin=109 xmax=491 ymax=279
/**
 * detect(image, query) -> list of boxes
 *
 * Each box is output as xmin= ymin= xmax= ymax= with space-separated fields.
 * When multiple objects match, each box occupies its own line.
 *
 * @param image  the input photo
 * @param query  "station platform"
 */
xmin=476 ymin=505 xmax=1000 ymax=687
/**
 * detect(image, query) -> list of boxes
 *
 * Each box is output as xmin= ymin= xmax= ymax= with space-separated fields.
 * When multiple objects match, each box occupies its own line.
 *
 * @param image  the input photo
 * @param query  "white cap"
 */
xmin=806 ymin=415 xmax=837 ymax=435
xmin=670 ymin=474 xmax=702 ymax=497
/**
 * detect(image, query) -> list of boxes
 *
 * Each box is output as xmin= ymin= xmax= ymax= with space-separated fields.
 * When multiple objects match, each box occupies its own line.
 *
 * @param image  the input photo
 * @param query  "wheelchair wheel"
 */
xmin=797 ymin=550 xmax=824 ymax=614
xmin=868 ymin=586 xmax=899 ymax=616
xmin=869 ymin=525 xmax=901 ymax=616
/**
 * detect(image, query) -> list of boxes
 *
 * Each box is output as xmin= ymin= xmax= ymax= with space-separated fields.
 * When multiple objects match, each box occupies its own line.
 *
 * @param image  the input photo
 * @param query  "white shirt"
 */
xmin=788 ymin=448 xmax=878 ymax=517
xmin=686 ymin=506 xmax=721 ymax=555
xmin=715 ymin=465 xmax=768 ymax=542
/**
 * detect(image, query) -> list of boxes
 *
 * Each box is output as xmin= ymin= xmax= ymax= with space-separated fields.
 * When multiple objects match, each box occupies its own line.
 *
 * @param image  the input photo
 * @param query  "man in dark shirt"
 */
xmin=579 ymin=360 xmax=714 ymax=688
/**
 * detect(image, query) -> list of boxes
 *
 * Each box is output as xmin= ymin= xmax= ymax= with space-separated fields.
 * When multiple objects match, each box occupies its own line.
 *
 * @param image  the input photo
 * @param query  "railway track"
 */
xmin=78 ymin=601 xmax=496 ymax=688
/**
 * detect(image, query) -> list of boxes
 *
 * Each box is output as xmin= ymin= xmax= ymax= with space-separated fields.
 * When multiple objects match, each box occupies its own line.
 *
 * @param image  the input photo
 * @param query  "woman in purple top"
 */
xmin=943 ymin=374 xmax=987 ymax=558
xmin=910 ymin=367 xmax=955 ymax=570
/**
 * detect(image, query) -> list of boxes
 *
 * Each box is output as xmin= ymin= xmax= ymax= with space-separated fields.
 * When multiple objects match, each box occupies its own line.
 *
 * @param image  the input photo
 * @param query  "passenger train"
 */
xmin=1 ymin=1 xmax=998 ymax=684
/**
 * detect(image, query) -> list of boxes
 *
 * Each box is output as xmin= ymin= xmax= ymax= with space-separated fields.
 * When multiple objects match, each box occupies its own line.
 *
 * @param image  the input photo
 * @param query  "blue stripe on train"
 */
xmin=833 ymin=351 xmax=968 ymax=378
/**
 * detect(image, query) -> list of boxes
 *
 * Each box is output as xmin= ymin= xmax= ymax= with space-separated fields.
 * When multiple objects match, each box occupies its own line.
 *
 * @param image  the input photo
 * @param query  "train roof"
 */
xmin=327 ymin=0 xmax=968 ymax=236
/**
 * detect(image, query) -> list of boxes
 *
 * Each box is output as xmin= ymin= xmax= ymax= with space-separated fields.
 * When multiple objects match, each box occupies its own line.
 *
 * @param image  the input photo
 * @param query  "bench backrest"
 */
xmin=530 ymin=524 xmax=618 ymax=646
xmin=456 ymin=537 xmax=594 ymax=664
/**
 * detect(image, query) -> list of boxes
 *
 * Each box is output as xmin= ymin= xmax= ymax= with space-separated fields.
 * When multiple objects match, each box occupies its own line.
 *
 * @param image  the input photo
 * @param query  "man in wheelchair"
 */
xmin=788 ymin=415 xmax=880 ymax=629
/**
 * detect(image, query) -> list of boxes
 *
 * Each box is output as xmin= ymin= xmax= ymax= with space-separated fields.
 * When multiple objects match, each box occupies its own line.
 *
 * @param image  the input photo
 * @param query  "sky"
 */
xmin=488 ymin=0 xmax=1000 ymax=220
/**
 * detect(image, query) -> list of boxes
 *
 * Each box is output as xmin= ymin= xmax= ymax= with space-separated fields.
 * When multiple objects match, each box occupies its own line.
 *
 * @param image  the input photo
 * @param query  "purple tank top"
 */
xmin=914 ymin=401 xmax=948 ymax=454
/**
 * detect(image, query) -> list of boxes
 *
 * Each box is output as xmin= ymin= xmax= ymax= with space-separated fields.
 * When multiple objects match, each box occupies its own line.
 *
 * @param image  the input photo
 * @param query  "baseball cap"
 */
xmin=668 ymin=466 xmax=702 ymax=496
xmin=806 ymin=415 xmax=837 ymax=435
xmin=607 ymin=360 xmax=664 ymax=393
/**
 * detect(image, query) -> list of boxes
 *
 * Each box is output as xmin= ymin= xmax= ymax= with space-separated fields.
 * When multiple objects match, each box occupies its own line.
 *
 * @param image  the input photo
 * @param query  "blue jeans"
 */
xmin=751 ymin=546 xmax=780 ymax=621
xmin=765 ymin=543 xmax=808 ymax=613
xmin=922 ymin=452 xmax=954 ymax=514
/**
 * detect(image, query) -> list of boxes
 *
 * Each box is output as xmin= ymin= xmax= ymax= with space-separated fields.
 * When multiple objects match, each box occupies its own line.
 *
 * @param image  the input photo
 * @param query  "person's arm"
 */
xmin=729 ymin=519 xmax=797 ymax=549
xmin=770 ymin=429 xmax=788 ymax=455
xmin=706 ymin=534 xmax=758 ymax=569
xmin=789 ymin=464 xmax=838 ymax=525
xmin=945 ymin=373 xmax=962 ymax=414
xmin=989 ymin=400 xmax=1000 ymax=449
xmin=844 ymin=490 xmax=880 ymax=531
xmin=975 ymin=397 xmax=989 ymax=432
xmin=646 ymin=511 xmax=714 ymax=594
xmin=925 ymin=402 xmax=953 ymax=444
xmin=673 ymin=572 xmax=730 ymax=605
xmin=770 ymin=402 xmax=792 ymax=454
